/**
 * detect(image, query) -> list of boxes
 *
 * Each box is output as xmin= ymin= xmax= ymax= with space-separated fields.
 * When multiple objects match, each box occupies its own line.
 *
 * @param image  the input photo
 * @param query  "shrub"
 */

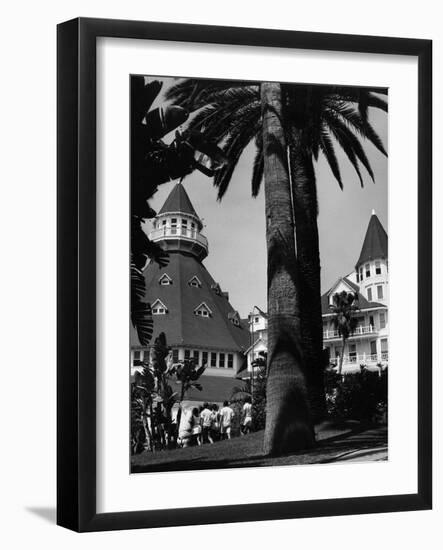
xmin=325 ymin=367 xmax=388 ymax=424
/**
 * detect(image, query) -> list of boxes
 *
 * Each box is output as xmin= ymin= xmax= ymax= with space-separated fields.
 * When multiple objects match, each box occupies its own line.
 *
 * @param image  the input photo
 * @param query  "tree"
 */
xmin=260 ymin=82 xmax=314 ymax=454
xmin=130 ymin=76 xmax=226 ymax=345
xmin=166 ymin=80 xmax=387 ymax=423
xmin=329 ymin=291 xmax=360 ymax=375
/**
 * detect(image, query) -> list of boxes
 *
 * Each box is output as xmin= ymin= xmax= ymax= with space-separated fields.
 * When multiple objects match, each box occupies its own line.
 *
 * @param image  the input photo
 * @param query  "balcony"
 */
xmin=323 ymin=325 xmax=378 ymax=340
xmin=149 ymin=227 xmax=208 ymax=249
xmin=329 ymin=352 xmax=388 ymax=367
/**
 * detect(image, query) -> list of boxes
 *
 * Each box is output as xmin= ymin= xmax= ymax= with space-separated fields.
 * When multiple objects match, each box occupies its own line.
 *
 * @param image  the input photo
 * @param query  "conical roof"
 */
xmin=159 ymin=182 xmax=199 ymax=218
xmin=356 ymin=212 xmax=388 ymax=267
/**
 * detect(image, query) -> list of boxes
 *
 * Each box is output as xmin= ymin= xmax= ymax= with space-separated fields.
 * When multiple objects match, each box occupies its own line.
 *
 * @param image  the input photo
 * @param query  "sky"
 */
xmin=140 ymin=77 xmax=388 ymax=318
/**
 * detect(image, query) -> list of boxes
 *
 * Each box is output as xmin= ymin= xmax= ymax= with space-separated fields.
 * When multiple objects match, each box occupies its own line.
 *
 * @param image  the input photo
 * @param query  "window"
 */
xmin=375 ymin=261 xmax=381 ymax=275
xmin=172 ymin=349 xmax=179 ymax=363
xmin=356 ymin=272 xmax=359 ymax=283
xmin=370 ymin=340 xmax=377 ymax=356
xmin=227 ymin=354 xmax=234 ymax=369
xmin=210 ymin=352 xmax=217 ymax=367
xmin=193 ymin=350 xmax=200 ymax=365
xmin=152 ymin=299 xmax=167 ymax=314
xmin=219 ymin=353 xmax=225 ymax=368
xmin=348 ymin=343 xmax=357 ymax=362
xmin=171 ymin=218 xmax=177 ymax=234
xmin=367 ymin=287 xmax=372 ymax=302
xmin=379 ymin=312 xmax=386 ymax=329
xmin=254 ymin=316 xmax=259 ymax=324
xmin=359 ymin=267 xmax=363 ymax=281
xmin=133 ymin=350 xmax=141 ymax=361
xmin=159 ymin=273 xmax=172 ymax=285
xmin=365 ymin=263 xmax=371 ymax=278
xmin=381 ymin=338 xmax=388 ymax=360
xmin=184 ymin=349 xmax=190 ymax=360
xmin=377 ymin=285 xmax=383 ymax=300
xmin=194 ymin=302 xmax=212 ymax=317
xmin=202 ymin=351 xmax=208 ymax=366
xmin=188 ymin=276 xmax=202 ymax=288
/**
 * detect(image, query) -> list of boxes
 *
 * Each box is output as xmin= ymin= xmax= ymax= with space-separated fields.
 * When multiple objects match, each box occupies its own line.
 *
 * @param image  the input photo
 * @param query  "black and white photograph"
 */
xmin=130 ymin=75 xmax=389 ymax=473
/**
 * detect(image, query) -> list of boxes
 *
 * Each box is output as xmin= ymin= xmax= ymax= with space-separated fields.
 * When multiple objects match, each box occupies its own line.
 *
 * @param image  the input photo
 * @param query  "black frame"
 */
xmin=57 ymin=17 xmax=432 ymax=532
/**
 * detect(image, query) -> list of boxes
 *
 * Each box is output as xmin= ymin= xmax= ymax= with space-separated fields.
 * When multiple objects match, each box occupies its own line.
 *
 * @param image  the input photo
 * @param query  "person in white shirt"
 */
xmin=200 ymin=403 xmax=213 ymax=444
xmin=241 ymin=397 xmax=252 ymax=435
xmin=220 ymin=401 xmax=235 ymax=440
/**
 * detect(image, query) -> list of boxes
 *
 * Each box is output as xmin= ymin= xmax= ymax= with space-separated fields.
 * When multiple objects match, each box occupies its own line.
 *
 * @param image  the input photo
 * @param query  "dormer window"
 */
xmin=158 ymin=273 xmax=172 ymax=285
xmin=365 ymin=263 xmax=371 ymax=278
xmin=152 ymin=299 xmax=168 ymax=315
xmin=211 ymin=283 xmax=221 ymax=295
xmin=375 ymin=261 xmax=381 ymax=275
xmin=228 ymin=311 xmax=241 ymax=326
xmin=188 ymin=275 xmax=202 ymax=288
xmin=194 ymin=302 xmax=212 ymax=318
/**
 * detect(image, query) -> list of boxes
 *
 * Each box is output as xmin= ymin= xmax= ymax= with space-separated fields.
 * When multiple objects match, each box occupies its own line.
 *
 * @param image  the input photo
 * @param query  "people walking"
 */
xmin=241 ymin=396 xmax=253 ymax=435
xmin=191 ymin=407 xmax=202 ymax=446
xmin=220 ymin=401 xmax=235 ymax=440
xmin=210 ymin=404 xmax=221 ymax=442
xmin=200 ymin=402 xmax=213 ymax=444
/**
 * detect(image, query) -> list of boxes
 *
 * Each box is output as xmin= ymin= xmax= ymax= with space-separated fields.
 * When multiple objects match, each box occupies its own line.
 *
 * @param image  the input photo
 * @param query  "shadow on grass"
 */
xmin=131 ymin=423 xmax=387 ymax=474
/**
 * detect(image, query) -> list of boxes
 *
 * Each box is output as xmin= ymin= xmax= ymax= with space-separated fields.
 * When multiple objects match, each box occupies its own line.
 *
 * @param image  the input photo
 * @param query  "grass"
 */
xmin=131 ymin=421 xmax=387 ymax=474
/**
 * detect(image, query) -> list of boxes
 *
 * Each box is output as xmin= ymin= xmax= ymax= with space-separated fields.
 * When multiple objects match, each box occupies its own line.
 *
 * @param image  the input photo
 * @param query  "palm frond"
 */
xmin=131 ymin=263 xmax=153 ymax=345
xmin=327 ymin=103 xmax=387 ymax=156
xmin=319 ymin=130 xmax=343 ymax=189
xmin=251 ymin=133 xmax=264 ymax=197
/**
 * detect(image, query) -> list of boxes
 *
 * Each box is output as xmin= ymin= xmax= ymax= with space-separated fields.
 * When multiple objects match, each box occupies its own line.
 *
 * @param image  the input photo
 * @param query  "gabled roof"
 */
xmin=321 ymin=286 xmax=386 ymax=316
xmin=356 ymin=212 xmax=388 ymax=267
xmin=158 ymin=182 xmax=199 ymax=218
xmin=327 ymin=276 xmax=359 ymax=298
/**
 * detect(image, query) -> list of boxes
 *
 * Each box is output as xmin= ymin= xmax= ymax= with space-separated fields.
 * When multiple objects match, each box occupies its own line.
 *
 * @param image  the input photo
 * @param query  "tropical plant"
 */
xmin=261 ymin=82 xmax=314 ymax=454
xmin=325 ymin=368 xmax=388 ymax=423
xmin=131 ymin=364 xmax=156 ymax=452
xmin=329 ymin=291 xmax=360 ymax=374
xmin=231 ymin=352 xmax=268 ymax=431
xmin=166 ymin=80 xmax=387 ymax=424
xmin=173 ymin=358 xmax=206 ymax=434
xmin=131 ymin=332 xmax=179 ymax=452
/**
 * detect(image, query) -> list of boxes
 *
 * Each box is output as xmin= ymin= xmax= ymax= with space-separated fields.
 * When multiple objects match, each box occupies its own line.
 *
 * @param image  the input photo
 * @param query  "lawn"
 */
xmin=131 ymin=421 xmax=387 ymax=473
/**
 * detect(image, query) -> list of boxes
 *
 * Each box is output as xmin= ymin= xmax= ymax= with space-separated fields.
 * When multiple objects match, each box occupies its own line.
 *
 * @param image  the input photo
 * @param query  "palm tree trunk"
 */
xmin=288 ymin=127 xmax=327 ymax=422
xmin=339 ymin=337 xmax=346 ymax=375
xmin=261 ymin=82 xmax=314 ymax=456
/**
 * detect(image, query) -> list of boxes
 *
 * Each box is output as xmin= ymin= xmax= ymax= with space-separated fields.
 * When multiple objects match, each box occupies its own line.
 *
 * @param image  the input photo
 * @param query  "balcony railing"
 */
xmin=149 ymin=227 xmax=208 ymax=249
xmin=323 ymin=324 xmax=378 ymax=340
xmin=329 ymin=352 xmax=388 ymax=366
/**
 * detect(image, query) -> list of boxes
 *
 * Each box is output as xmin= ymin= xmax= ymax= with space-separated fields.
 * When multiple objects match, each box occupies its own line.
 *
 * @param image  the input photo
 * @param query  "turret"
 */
xmin=355 ymin=210 xmax=388 ymax=305
xmin=149 ymin=182 xmax=208 ymax=261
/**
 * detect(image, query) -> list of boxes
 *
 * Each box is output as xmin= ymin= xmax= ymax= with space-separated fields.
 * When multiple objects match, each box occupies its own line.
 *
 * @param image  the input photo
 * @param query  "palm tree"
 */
xmin=260 ymin=82 xmax=314 ymax=454
xmin=167 ymin=80 xmax=387 ymax=424
xmin=329 ymin=291 xmax=360 ymax=375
